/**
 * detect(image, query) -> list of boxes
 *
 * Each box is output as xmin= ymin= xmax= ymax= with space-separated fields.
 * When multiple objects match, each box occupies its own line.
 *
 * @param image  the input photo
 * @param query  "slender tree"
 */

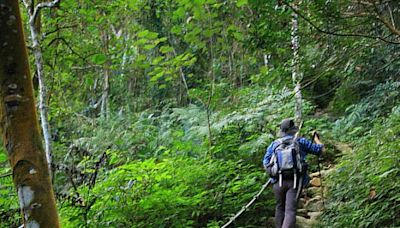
xmin=0 ymin=0 xmax=60 ymax=227
xmin=22 ymin=0 xmax=60 ymax=177
xmin=291 ymin=2 xmax=303 ymax=125
xmin=100 ymin=29 xmax=110 ymax=119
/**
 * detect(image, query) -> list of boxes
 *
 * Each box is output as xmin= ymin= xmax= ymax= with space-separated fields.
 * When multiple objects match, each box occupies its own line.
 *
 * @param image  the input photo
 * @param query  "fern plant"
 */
xmin=321 ymin=106 xmax=400 ymax=227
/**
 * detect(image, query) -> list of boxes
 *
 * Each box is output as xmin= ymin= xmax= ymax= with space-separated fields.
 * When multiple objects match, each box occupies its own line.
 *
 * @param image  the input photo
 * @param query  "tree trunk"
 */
xmin=0 ymin=1 xmax=60 ymax=227
xmin=100 ymin=30 xmax=110 ymax=119
xmin=291 ymin=3 xmax=303 ymax=125
xmin=263 ymin=53 xmax=270 ymax=67
xmin=25 ymin=2 xmax=53 ymax=177
xmin=101 ymin=66 xmax=110 ymax=118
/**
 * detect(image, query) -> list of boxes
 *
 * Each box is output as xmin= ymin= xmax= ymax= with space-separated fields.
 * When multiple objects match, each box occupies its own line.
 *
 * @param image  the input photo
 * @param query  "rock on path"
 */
xmin=295 ymin=171 xmax=327 ymax=228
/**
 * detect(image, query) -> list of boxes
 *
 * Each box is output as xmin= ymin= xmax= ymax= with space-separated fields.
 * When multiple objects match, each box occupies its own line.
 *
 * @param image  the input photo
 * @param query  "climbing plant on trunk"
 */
xmin=0 ymin=0 xmax=60 ymax=227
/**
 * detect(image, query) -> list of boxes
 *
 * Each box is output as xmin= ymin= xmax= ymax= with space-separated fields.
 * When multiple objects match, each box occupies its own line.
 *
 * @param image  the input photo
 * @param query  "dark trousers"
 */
xmin=273 ymin=179 xmax=297 ymax=228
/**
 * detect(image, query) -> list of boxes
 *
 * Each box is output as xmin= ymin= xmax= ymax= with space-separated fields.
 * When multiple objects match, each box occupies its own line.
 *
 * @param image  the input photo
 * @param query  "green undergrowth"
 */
xmin=55 ymin=86 xmax=302 ymax=227
xmin=332 ymin=81 xmax=400 ymax=142
xmin=0 ymin=152 xmax=19 ymax=227
xmin=321 ymin=106 xmax=400 ymax=227
xmin=59 ymin=157 xmax=274 ymax=227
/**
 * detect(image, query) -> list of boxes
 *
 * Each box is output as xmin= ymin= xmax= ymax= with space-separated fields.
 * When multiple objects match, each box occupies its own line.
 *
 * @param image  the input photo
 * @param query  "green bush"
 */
xmin=321 ymin=106 xmax=400 ymax=227
xmin=60 ymin=157 xmax=274 ymax=227
xmin=333 ymin=81 xmax=400 ymax=141
xmin=0 ymin=151 xmax=19 ymax=227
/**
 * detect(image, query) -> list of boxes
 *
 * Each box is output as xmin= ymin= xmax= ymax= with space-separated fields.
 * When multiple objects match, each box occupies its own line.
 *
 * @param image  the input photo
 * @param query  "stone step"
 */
xmin=297 ymin=208 xmax=309 ymax=218
xmin=309 ymin=177 xmax=321 ymax=187
xmin=269 ymin=216 xmax=319 ymax=228
xmin=308 ymin=211 xmax=323 ymax=220
xmin=296 ymin=215 xmax=318 ymax=228
xmin=310 ymin=169 xmax=334 ymax=178
xmin=305 ymin=196 xmax=324 ymax=212
xmin=298 ymin=198 xmax=306 ymax=208
xmin=306 ymin=187 xmax=322 ymax=198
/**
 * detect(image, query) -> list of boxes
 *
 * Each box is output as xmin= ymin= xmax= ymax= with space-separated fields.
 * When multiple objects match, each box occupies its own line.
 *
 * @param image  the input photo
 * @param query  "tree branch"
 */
xmin=71 ymin=65 xmax=103 ymax=70
xmin=42 ymin=24 xmax=77 ymax=38
xmin=372 ymin=2 xmax=400 ymax=37
xmin=30 ymin=0 xmax=61 ymax=24
xmin=282 ymin=1 xmax=400 ymax=45
xmin=21 ymin=0 xmax=31 ymax=12
xmin=46 ymin=37 xmax=88 ymax=61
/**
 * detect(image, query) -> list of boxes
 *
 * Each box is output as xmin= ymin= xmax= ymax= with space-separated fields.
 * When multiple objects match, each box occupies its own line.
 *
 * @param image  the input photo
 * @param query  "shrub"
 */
xmin=321 ymin=106 xmax=400 ymax=227
xmin=60 ymin=157 xmax=274 ymax=227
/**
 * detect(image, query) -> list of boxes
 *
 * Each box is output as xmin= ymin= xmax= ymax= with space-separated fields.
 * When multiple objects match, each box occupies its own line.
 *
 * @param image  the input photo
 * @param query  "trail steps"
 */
xmin=295 ymin=171 xmax=328 ymax=228
xmin=266 ymin=142 xmax=352 ymax=227
xmin=295 ymin=142 xmax=352 ymax=228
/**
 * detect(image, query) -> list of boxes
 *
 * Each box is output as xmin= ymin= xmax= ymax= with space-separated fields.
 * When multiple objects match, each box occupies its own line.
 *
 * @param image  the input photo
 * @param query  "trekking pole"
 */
xmin=313 ymin=131 xmax=325 ymax=208
xmin=294 ymin=121 xmax=303 ymax=200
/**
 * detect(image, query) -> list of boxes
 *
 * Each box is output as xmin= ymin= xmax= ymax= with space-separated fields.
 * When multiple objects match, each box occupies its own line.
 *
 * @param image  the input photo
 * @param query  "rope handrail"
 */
xmin=221 ymin=179 xmax=272 ymax=228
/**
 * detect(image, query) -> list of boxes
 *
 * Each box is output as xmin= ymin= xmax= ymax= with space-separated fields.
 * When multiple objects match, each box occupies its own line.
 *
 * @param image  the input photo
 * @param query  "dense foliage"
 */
xmin=1 ymin=0 xmax=399 ymax=227
xmin=322 ymin=106 xmax=400 ymax=227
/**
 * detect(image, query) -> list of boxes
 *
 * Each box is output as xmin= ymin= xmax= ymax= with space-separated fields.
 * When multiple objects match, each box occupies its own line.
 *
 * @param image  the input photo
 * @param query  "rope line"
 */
xmin=221 ymin=179 xmax=272 ymax=228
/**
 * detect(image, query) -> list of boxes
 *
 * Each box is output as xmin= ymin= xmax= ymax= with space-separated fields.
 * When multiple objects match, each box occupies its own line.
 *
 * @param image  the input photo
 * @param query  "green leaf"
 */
xmin=144 ymin=44 xmax=156 ymax=50
xmin=150 ymin=71 xmax=164 ymax=82
xmin=0 ymin=153 xmax=7 ymax=163
xmin=137 ymin=30 xmax=149 ymax=38
xmin=160 ymin=46 xmax=174 ymax=54
xmin=233 ymin=32 xmax=244 ymax=41
xmin=92 ymin=54 xmax=107 ymax=65
xmin=173 ymin=7 xmax=185 ymax=19
xmin=171 ymin=25 xmax=182 ymax=35
xmin=147 ymin=32 xmax=159 ymax=40
xmin=378 ymin=168 xmax=398 ymax=179
xmin=236 ymin=0 xmax=248 ymax=7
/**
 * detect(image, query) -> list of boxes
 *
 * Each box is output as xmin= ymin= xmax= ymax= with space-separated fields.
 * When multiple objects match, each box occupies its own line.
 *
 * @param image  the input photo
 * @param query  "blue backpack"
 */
xmin=266 ymin=137 xmax=303 ymax=187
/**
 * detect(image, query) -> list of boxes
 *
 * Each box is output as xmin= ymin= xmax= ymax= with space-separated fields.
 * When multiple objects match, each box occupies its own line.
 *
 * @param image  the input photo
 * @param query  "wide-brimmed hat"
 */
xmin=279 ymin=118 xmax=298 ymax=136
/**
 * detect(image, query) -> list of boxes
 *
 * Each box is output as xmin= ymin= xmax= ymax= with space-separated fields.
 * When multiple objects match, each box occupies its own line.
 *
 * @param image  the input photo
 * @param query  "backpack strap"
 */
xmin=272 ymin=140 xmax=281 ymax=172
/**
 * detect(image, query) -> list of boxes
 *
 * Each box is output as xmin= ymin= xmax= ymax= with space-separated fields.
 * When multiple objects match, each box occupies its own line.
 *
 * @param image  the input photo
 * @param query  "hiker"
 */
xmin=263 ymin=119 xmax=324 ymax=228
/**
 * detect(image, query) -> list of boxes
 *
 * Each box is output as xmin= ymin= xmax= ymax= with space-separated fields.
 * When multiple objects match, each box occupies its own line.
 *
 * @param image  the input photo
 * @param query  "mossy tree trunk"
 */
xmin=0 ymin=0 xmax=60 ymax=227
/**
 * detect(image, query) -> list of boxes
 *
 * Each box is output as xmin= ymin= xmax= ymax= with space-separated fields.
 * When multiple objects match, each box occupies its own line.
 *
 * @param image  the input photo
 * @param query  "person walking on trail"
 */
xmin=263 ymin=119 xmax=324 ymax=228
